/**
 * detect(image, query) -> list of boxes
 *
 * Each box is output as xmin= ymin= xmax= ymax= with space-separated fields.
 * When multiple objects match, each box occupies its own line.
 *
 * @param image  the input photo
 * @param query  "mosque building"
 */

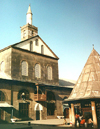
xmin=0 ymin=5 xmax=74 ymax=122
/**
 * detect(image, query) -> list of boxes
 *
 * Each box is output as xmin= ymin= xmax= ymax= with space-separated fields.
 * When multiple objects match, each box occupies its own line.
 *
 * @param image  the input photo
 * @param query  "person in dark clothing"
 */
xmin=63 ymin=109 xmax=67 ymax=124
xmin=75 ymin=114 xmax=80 ymax=127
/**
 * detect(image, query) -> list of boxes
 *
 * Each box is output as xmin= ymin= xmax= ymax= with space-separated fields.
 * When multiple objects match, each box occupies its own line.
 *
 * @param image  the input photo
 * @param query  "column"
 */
xmin=11 ymin=108 xmax=13 ymax=119
xmin=91 ymin=101 xmax=97 ymax=128
xmin=36 ymin=86 xmax=39 ymax=100
xmin=71 ymin=103 xmax=75 ymax=127
xmin=69 ymin=107 xmax=72 ymax=123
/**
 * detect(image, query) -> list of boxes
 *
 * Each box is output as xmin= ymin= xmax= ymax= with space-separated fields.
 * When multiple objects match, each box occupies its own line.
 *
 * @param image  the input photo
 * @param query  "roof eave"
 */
xmin=63 ymin=96 xmax=100 ymax=104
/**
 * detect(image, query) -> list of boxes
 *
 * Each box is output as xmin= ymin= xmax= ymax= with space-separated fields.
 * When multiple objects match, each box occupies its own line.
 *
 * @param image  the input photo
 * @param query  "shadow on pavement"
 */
xmin=0 ymin=119 xmax=9 ymax=124
xmin=16 ymin=127 xmax=32 ymax=129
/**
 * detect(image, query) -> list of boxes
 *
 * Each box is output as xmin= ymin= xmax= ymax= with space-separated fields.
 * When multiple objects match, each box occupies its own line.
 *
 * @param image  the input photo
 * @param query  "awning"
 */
xmin=0 ymin=102 xmax=13 ymax=107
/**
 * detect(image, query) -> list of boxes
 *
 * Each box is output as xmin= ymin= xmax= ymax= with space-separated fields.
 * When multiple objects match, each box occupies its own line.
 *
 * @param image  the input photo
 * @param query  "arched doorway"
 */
xmin=47 ymin=91 xmax=56 ymax=116
xmin=64 ymin=108 xmax=69 ymax=118
xmin=36 ymin=104 xmax=40 ymax=120
xmin=34 ymin=103 xmax=43 ymax=120
xmin=36 ymin=111 xmax=40 ymax=120
xmin=63 ymin=99 xmax=69 ymax=118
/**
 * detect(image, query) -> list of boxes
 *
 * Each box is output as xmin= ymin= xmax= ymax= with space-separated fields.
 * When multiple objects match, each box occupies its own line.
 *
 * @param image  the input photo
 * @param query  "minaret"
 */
xmin=20 ymin=5 xmax=38 ymax=41
xmin=26 ymin=5 xmax=32 ymax=24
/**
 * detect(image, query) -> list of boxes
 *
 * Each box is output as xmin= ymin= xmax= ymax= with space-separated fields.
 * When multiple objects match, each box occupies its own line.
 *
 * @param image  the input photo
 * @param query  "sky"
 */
xmin=0 ymin=0 xmax=100 ymax=81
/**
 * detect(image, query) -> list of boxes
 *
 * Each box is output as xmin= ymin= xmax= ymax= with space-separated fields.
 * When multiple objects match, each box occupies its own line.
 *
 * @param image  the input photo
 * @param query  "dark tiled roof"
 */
xmin=59 ymin=79 xmax=75 ymax=87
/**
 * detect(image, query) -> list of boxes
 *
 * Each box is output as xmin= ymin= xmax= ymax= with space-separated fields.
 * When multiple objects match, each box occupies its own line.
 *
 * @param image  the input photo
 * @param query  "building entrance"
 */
xmin=36 ymin=110 xmax=40 ymax=120
xmin=64 ymin=108 xmax=69 ymax=118
xmin=19 ymin=103 xmax=29 ymax=118
xmin=47 ymin=91 xmax=56 ymax=116
xmin=0 ymin=108 xmax=4 ymax=120
xmin=35 ymin=103 xmax=43 ymax=120
xmin=47 ymin=103 xmax=55 ymax=115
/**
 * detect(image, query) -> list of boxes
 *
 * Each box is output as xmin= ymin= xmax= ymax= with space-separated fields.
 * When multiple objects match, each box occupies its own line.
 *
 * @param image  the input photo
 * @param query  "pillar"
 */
xmin=11 ymin=108 xmax=13 ymax=119
xmin=36 ymin=86 xmax=39 ymax=100
xmin=69 ymin=107 xmax=72 ymax=122
xmin=71 ymin=103 xmax=75 ymax=127
xmin=91 ymin=101 xmax=97 ymax=128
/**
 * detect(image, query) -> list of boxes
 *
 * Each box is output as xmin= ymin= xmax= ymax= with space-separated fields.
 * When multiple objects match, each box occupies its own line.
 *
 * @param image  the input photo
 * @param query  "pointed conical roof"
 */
xmin=68 ymin=48 xmax=100 ymax=101
xmin=27 ymin=5 xmax=32 ymax=14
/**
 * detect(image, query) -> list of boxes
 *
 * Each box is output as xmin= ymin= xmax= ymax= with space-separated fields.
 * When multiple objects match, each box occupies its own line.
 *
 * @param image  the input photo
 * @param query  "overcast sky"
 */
xmin=0 ymin=0 xmax=100 ymax=80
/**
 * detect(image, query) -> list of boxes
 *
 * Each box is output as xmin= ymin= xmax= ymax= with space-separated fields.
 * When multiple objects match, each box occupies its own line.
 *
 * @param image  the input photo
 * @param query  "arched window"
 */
xmin=30 ymin=41 xmax=33 ymax=51
xmin=47 ymin=91 xmax=55 ymax=101
xmin=18 ymin=89 xmax=29 ymax=100
xmin=0 ymin=61 xmax=5 ymax=72
xmin=47 ymin=66 xmax=52 ymax=80
xmin=35 ymin=39 xmax=38 ymax=46
xmin=35 ymin=64 xmax=41 ymax=78
xmin=41 ymin=45 xmax=44 ymax=54
xmin=21 ymin=61 xmax=28 ymax=76
xmin=0 ymin=91 xmax=5 ymax=101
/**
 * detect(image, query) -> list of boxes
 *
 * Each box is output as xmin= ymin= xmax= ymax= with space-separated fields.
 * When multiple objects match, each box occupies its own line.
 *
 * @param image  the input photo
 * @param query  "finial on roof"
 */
xmin=27 ymin=4 xmax=32 ymax=14
xmin=92 ymin=44 xmax=94 ymax=49
xmin=29 ymin=4 xmax=31 ymax=8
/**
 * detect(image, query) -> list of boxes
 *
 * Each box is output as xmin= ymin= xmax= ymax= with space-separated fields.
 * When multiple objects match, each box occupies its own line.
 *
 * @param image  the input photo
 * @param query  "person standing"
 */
xmin=63 ymin=109 xmax=67 ymax=124
xmin=75 ymin=114 xmax=80 ymax=127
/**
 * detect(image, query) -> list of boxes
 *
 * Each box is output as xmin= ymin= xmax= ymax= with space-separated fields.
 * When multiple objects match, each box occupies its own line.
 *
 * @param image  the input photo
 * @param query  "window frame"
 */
xmin=21 ymin=61 xmax=28 ymax=76
xmin=35 ymin=64 xmax=41 ymax=78
xmin=30 ymin=41 xmax=33 ymax=51
xmin=47 ymin=66 xmax=52 ymax=80
xmin=41 ymin=45 xmax=44 ymax=54
xmin=35 ymin=39 xmax=38 ymax=46
xmin=18 ymin=89 xmax=29 ymax=100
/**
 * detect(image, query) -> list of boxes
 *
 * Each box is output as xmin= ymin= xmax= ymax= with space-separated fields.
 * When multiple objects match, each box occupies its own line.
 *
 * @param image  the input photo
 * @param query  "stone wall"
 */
xmin=11 ymin=47 xmax=59 ymax=86
xmin=0 ymin=79 xmax=72 ymax=122
xmin=0 ymin=48 xmax=12 ymax=78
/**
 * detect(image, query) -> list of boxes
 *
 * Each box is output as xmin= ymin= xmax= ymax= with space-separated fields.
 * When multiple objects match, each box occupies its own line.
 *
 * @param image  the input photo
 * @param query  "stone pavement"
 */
xmin=1 ymin=119 xmax=94 ymax=129
xmin=13 ymin=119 xmax=95 ymax=128
xmin=15 ymin=118 xmax=72 ymax=127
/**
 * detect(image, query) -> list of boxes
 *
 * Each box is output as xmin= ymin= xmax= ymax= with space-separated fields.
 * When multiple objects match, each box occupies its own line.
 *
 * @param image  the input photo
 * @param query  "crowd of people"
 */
xmin=75 ymin=113 xmax=93 ymax=127
xmin=63 ymin=108 xmax=94 ymax=127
